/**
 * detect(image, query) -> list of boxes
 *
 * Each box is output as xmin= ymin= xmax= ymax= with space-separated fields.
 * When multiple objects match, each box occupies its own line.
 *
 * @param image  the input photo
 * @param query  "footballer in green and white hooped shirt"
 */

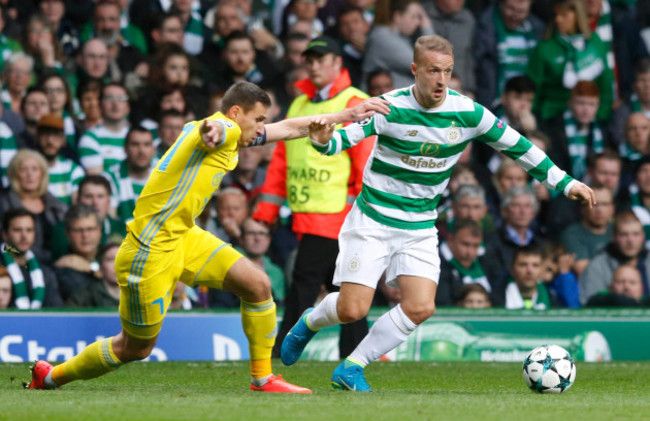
xmin=78 ymin=84 xmax=130 ymax=174
xmin=281 ymin=35 xmax=597 ymax=393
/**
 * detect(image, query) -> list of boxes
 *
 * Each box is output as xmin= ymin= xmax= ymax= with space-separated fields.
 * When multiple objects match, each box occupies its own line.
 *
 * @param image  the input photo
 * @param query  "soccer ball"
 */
xmin=522 ymin=345 xmax=576 ymax=393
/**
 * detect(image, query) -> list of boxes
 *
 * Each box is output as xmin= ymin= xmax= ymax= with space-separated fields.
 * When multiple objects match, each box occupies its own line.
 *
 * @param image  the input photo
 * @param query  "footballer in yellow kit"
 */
xmin=116 ymin=110 xmax=244 ymax=339
xmin=26 ymin=81 xmax=389 ymax=393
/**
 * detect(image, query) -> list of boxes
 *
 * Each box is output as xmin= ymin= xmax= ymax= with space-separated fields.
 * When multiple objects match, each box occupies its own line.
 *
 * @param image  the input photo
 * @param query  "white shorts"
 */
xmin=333 ymin=203 xmax=441 ymax=289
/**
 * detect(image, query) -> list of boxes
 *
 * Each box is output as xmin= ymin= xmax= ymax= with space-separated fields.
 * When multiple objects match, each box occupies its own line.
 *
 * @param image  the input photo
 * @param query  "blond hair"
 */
xmin=7 ymin=149 xmax=49 ymax=197
xmin=413 ymin=35 xmax=454 ymax=64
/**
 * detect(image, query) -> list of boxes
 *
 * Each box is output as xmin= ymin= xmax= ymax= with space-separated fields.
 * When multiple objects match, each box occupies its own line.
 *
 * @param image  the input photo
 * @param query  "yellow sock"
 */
xmin=51 ymin=337 xmax=123 ymax=386
xmin=240 ymin=298 xmax=276 ymax=379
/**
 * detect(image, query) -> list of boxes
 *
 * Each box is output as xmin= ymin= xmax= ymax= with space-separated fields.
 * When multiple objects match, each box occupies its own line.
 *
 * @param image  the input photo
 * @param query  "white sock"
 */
xmin=348 ymin=304 xmax=417 ymax=367
xmin=251 ymin=374 xmax=271 ymax=387
xmin=44 ymin=371 xmax=57 ymax=389
xmin=306 ymin=292 xmax=341 ymax=331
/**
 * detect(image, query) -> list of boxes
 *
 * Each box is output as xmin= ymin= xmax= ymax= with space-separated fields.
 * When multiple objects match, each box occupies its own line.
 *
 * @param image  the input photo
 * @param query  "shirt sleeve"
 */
xmin=473 ymin=104 xmax=576 ymax=196
xmin=311 ymin=113 xmax=380 ymax=156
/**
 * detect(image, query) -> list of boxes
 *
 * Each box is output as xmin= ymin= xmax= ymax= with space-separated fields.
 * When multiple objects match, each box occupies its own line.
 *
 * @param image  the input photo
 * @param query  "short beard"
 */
xmin=98 ymin=31 xmax=119 ymax=47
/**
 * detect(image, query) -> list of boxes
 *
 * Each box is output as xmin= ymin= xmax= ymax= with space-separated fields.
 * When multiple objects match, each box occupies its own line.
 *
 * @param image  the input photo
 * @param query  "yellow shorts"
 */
xmin=116 ymin=226 xmax=243 ymax=339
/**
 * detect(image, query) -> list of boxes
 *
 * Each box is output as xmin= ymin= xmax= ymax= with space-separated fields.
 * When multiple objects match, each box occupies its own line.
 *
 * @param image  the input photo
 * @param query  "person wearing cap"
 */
xmin=254 ymin=35 xmax=374 ymax=359
xmin=36 ymin=113 xmax=86 ymax=206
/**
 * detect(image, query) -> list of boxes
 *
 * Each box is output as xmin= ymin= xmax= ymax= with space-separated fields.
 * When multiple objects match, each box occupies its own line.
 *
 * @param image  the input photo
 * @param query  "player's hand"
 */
xmin=348 ymin=97 xmax=391 ymax=122
xmin=200 ymin=120 xmax=223 ymax=148
xmin=309 ymin=120 xmax=336 ymax=145
xmin=567 ymin=181 xmax=596 ymax=208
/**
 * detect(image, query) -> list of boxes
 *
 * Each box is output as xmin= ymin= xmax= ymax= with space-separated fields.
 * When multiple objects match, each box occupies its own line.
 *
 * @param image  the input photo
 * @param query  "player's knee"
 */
xmin=337 ymin=304 xmax=368 ymax=323
xmin=401 ymin=302 xmax=435 ymax=325
xmin=243 ymin=271 xmax=272 ymax=303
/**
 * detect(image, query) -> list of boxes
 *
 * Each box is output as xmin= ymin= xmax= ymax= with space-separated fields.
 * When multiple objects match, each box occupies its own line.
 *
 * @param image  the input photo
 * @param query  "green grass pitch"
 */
xmin=1 ymin=361 xmax=649 ymax=421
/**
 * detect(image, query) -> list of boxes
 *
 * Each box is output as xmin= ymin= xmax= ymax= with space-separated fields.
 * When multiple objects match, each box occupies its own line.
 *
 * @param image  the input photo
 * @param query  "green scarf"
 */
xmin=628 ymin=94 xmax=650 ymax=119
xmin=440 ymin=242 xmax=490 ymax=291
xmin=493 ymin=7 xmax=538 ymax=100
xmin=563 ymin=109 xmax=604 ymax=180
xmin=618 ymin=141 xmax=644 ymax=161
xmin=555 ymin=33 xmax=606 ymax=89
xmin=504 ymin=277 xmax=551 ymax=310
xmin=1 ymin=245 xmax=45 ymax=309
xmin=594 ymin=1 xmax=615 ymax=71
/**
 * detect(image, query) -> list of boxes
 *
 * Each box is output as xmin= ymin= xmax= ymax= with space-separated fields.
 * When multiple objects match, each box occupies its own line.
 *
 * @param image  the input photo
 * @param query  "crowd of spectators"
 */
xmin=1 ymin=0 xmax=650 ymax=312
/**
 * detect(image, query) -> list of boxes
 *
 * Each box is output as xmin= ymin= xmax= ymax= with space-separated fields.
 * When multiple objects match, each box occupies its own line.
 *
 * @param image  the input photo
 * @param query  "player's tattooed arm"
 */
xmin=264 ymin=97 xmax=390 ymax=144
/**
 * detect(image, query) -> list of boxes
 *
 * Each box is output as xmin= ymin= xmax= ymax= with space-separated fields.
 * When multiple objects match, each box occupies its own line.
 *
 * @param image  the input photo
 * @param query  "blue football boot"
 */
xmin=331 ymin=358 xmax=372 ymax=392
xmin=281 ymin=308 xmax=317 ymax=366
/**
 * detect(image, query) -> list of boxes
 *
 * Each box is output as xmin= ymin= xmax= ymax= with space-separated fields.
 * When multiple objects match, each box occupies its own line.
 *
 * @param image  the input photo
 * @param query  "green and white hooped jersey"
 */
xmin=105 ymin=161 xmax=152 ymax=223
xmin=48 ymin=156 xmax=85 ymax=205
xmin=139 ymin=118 xmax=161 ymax=148
xmin=78 ymin=124 xmax=129 ymax=171
xmin=312 ymin=86 xmax=576 ymax=230
xmin=0 ymin=121 xmax=17 ymax=188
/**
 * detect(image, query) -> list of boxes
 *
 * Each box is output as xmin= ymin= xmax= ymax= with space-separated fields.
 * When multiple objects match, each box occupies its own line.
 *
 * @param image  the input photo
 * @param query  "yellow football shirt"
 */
xmin=127 ymin=112 xmax=241 ymax=251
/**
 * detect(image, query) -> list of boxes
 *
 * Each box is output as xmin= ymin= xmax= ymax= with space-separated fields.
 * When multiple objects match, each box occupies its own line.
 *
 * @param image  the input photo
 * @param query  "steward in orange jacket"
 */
xmin=253 ymin=37 xmax=374 ymax=358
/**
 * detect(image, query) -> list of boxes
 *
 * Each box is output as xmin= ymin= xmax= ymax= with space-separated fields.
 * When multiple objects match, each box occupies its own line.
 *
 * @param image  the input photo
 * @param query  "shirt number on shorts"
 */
xmin=152 ymin=298 xmax=164 ymax=315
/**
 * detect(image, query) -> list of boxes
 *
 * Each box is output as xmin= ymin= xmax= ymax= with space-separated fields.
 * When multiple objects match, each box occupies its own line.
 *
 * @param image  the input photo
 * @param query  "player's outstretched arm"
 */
xmin=264 ymin=97 xmax=390 ymax=144
xmin=567 ymin=181 xmax=597 ymax=208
